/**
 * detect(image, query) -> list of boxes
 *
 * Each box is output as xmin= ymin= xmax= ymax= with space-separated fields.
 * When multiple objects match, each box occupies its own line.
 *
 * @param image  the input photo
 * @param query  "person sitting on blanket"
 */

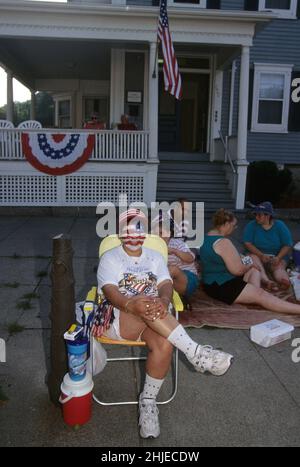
xmin=243 ymin=201 xmax=292 ymax=291
xmin=151 ymin=198 xmax=190 ymax=240
xmin=159 ymin=223 xmax=200 ymax=299
xmin=199 ymin=209 xmax=300 ymax=314
xmin=96 ymin=208 xmax=233 ymax=439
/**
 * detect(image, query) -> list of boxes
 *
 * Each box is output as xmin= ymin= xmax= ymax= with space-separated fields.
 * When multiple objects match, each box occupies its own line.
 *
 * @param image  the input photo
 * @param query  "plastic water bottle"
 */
xmin=290 ymin=272 xmax=300 ymax=301
xmin=66 ymin=337 xmax=88 ymax=381
xmin=293 ymin=242 xmax=300 ymax=272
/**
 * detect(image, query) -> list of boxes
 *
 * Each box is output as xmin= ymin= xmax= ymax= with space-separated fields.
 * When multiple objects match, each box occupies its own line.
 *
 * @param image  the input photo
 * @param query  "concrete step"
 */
xmin=156 ymin=190 xmax=233 ymax=201
xmin=157 ymin=175 xmax=227 ymax=184
xmin=159 ymin=163 xmax=225 ymax=173
xmin=158 ymin=152 xmax=210 ymax=162
xmin=157 ymin=182 xmax=230 ymax=192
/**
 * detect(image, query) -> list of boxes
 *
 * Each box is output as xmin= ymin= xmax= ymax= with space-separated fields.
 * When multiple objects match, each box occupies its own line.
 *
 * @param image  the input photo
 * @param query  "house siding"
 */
xmin=221 ymin=0 xmax=244 ymax=10
xmin=220 ymin=16 xmax=300 ymax=165
xmin=247 ymin=18 xmax=300 ymax=164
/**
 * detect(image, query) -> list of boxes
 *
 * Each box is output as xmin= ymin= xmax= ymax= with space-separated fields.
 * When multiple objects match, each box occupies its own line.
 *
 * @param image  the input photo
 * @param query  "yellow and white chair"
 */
xmin=84 ymin=234 xmax=183 ymax=406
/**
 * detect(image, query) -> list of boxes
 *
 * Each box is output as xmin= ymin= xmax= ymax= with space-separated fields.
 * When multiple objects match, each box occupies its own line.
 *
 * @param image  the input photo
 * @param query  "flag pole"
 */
xmin=152 ymin=0 xmax=161 ymax=79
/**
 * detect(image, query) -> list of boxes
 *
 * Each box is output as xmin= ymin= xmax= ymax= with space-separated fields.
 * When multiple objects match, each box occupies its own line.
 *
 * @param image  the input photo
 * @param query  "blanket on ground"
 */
xmin=178 ymin=287 xmax=300 ymax=330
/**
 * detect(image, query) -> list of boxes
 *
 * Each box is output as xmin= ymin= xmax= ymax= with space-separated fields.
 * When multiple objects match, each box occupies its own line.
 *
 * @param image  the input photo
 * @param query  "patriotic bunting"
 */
xmin=22 ymin=132 xmax=95 ymax=175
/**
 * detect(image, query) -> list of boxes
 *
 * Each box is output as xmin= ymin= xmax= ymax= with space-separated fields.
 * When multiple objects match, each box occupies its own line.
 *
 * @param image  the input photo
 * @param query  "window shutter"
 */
xmin=244 ymin=0 xmax=259 ymax=11
xmin=207 ymin=0 xmax=221 ymax=8
xmin=297 ymin=0 xmax=300 ymax=19
xmin=248 ymin=68 xmax=254 ymax=130
xmin=288 ymin=71 xmax=300 ymax=131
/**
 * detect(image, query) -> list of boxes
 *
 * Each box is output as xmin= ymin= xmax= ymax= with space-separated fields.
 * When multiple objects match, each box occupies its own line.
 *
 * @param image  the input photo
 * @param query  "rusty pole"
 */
xmin=47 ymin=234 xmax=75 ymax=405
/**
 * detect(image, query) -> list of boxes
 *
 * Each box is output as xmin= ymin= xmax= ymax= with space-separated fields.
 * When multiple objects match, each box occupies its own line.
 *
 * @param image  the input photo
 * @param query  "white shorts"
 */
xmin=102 ymin=308 xmax=146 ymax=342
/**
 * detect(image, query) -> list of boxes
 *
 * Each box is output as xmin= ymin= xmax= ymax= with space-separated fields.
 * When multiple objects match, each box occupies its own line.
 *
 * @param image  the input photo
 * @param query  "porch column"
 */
xmin=30 ymin=91 xmax=36 ymax=120
xmin=236 ymin=45 xmax=250 ymax=210
xmin=110 ymin=49 xmax=125 ymax=128
xmin=6 ymin=70 xmax=13 ymax=122
xmin=148 ymin=41 xmax=159 ymax=161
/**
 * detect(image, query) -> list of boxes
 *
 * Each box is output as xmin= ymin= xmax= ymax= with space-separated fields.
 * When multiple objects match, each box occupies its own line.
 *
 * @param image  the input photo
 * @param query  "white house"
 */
xmin=0 ymin=0 xmax=274 ymax=209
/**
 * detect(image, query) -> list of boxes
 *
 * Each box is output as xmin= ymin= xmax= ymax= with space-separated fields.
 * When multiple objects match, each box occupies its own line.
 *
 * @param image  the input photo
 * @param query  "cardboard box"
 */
xmin=250 ymin=319 xmax=294 ymax=348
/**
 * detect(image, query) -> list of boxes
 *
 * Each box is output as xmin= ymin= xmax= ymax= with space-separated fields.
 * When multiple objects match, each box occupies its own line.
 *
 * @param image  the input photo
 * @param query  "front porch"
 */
xmin=0 ymin=127 xmax=157 ymax=206
xmin=0 ymin=1 xmax=274 ymax=209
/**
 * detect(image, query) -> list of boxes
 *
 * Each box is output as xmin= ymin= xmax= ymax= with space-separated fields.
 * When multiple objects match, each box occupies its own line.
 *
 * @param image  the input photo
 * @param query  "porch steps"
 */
xmin=156 ymin=153 xmax=235 ymax=211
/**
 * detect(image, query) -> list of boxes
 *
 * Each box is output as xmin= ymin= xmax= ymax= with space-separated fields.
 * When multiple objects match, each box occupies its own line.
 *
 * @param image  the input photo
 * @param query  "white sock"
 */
xmin=167 ymin=324 xmax=198 ymax=359
xmin=141 ymin=374 xmax=164 ymax=401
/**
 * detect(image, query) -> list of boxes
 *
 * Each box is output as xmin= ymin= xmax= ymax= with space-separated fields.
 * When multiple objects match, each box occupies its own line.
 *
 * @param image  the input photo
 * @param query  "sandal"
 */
xmin=262 ymin=280 xmax=279 ymax=292
xmin=279 ymin=279 xmax=290 ymax=290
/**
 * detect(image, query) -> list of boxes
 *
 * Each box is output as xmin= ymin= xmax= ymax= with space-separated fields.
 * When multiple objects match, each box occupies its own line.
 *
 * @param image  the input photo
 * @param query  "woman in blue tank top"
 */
xmin=199 ymin=209 xmax=300 ymax=315
xmin=243 ymin=201 xmax=292 ymax=290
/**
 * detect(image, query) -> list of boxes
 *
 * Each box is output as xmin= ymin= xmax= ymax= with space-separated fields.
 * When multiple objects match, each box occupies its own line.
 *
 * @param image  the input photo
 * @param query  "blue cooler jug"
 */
xmin=66 ymin=337 xmax=88 ymax=381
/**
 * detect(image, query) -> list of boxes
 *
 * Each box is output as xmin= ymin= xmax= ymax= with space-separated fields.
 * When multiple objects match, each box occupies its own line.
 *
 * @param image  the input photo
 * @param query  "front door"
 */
xmin=158 ymin=72 xmax=209 ymax=153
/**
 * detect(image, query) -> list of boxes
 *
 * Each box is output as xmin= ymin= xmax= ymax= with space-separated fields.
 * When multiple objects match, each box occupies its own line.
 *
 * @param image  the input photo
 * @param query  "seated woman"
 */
xmin=96 ymin=209 xmax=233 ymax=439
xmin=83 ymin=113 xmax=106 ymax=129
xmin=199 ymin=208 xmax=300 ymax=314
xmin=166 ymin=235 xmax=200 ymax=299
xmin=117 ymin=114 xmax=137 ymax=131
xmin=243 ymin=202 xmax=293 ymax=290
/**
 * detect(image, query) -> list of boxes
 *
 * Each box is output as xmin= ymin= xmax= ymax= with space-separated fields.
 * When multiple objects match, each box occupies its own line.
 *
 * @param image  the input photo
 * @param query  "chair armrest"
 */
xmin=172 ymin=290 xmax=184 ymax=313
xmin=84 ymin=286 xmax=97 ymax=313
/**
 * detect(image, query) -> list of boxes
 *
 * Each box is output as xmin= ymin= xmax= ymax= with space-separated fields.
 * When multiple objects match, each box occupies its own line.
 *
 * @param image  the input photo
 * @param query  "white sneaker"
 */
xmin=139 ymin=396 xmax=160 ymax=439
xmin=189 ymin=345 xmax=233 ymax=376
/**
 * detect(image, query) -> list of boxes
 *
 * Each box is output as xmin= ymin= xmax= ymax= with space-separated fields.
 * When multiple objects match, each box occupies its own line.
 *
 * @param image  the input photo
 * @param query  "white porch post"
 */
xmin=236 ymin=45 xmax=250 ymax=210
xmin=110 ymin=49 xmax=125 ymax=128
xmin=30 ymin=91 xmax=36 ymax=120
xmin=6 ymin=70 xmax=13 ymax=122
xmin=148 ymin=41 xmax=159 ymax=162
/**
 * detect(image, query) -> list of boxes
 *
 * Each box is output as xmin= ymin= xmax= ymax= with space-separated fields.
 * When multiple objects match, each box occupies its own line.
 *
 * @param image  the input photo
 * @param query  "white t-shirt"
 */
xmin=168 ymin=238 xmax=198 ymax=275
xmin=97 ymin=245 xmax=172 ymax=297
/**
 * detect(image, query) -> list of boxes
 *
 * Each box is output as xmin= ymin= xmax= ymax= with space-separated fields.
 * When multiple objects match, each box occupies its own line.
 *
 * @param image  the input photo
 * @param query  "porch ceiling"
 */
xmin=0 ymin=37 xmax=145 ymax=88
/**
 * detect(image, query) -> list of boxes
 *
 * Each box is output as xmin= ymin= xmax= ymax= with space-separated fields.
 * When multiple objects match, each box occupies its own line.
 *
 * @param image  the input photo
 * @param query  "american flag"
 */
xmin=158 ymin=0 xmax=182 ymax=100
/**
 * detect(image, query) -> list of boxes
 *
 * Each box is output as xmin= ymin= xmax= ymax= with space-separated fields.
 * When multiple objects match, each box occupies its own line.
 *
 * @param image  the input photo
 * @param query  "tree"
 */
xmin=0 ymin=91 xmax=54 ymax=126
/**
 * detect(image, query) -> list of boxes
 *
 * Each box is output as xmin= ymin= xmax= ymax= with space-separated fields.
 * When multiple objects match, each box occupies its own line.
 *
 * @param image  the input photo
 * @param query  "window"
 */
xmin=258 ymin=0 xmax=298 ymax=18
xmin=84 ymin=97 xmax=108 ymax=123
xmin=251 ymin=64 xmax=293 ymax=133
xmin=57 ymin=98 xmax=71 ymax=128
xmin=168 ymin=0 xmax=207 ymax=8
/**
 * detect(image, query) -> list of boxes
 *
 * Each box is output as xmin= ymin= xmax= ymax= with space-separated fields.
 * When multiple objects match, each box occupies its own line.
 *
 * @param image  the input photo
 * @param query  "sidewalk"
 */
xmin=0 ymin=213 xmax=300 ymax=447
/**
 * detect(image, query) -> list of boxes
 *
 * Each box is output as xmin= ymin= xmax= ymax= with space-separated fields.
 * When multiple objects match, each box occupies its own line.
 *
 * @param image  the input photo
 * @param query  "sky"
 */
xmin=0 ymin=1 xmax=67 ymax=108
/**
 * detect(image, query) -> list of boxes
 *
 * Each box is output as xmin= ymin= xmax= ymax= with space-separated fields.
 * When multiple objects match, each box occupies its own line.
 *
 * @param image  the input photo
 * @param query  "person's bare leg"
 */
xmin=243 ymin=267 xmax=261 ymax=288
xmin=120 ymin=310 xmax=233 ymax=376
xmin=235 ymin=283 xmax=300 ymax=314
xmin=141 ymin=328 xmax=173 ymax=379
xmin=249 ymin=254 xmax=277 ymax=290
xmin=168 ymin=265 xmax=188 ymax=295
xmin=269 ymin=260 xmax=290 ymax=289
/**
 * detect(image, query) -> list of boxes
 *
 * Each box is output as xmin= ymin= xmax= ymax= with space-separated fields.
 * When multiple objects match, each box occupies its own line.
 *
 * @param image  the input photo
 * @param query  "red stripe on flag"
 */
xmin=158 ymin=0 xmax=182 ymax=100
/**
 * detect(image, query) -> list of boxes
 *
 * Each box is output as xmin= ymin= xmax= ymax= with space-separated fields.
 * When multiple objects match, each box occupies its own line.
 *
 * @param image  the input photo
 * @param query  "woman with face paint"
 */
xmin=97 ymin=209 xmax=233 ymax=439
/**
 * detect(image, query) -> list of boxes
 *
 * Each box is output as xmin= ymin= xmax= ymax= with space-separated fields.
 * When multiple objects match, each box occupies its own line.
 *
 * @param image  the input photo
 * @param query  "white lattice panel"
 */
xmin=0 ymin=175 xmax=57 ymax=205
xmin=65 ymin=175 xmax=144 ymax=205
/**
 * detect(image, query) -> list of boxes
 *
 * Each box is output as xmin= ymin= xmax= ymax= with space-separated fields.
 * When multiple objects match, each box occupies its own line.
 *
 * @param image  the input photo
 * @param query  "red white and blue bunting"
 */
xmin=22 ymin=132 xmax=95 ymax=175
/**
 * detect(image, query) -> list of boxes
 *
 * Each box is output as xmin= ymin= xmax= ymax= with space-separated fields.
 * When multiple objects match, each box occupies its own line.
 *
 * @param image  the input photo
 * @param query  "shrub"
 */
xmin=246 ymin=161 xmax=292 ymax=205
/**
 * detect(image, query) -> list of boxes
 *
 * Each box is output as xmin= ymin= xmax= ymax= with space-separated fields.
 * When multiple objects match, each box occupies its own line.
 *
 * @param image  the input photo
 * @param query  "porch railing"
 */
xmin=0 ymin=128 xmax=150 ymax=162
